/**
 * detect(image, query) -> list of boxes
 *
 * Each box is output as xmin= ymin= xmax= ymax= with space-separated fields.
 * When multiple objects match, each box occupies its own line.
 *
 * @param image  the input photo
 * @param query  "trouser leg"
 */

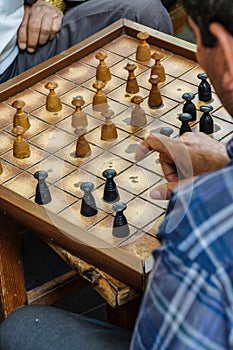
xmin=0 ymin=305 xmax=132 ymax=350
xmin=0 ymin=0 xmax=172 ymax=81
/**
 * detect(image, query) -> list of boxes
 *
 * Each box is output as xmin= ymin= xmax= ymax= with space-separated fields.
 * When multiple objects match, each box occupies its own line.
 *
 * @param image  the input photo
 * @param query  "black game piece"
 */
xmin=178 ymin=113 xmax=192 ymax=135
xmin=197 ymin=72 xmax=212 ymax=102
xmin=80 ymin=182 xmax=98 ymax=217
xmin=102 ymin=169 xmax=119 ymax=203
xmin=112 ymin=202 xmax=130 ymax=238
xmin=182 ymin=92 xmax=196 ymax=121
xmin=159 ymin=126 xmax=173 ymax=137
xmin=199 ymin=105 xmax=214 ymax=134
xmin=34 ymin=170 xmax=52 ymax=205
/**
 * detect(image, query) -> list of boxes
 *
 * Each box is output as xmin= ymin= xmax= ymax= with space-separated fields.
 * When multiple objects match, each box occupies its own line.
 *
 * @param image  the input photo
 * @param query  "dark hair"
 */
xmin=182 ymin=0 xmax=233 ymax=47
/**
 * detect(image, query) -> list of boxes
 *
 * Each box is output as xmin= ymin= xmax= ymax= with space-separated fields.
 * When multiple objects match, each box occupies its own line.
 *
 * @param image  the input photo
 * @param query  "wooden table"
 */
xmin=1 ymin=18 xmax=227 ymax=326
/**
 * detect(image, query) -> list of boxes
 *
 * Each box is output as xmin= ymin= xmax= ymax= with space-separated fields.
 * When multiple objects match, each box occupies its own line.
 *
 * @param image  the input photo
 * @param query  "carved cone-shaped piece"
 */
xmin=75 ymin=126 xmax=91 ymax=158
xmin=12 ymin=126 xmax=30 ymax=159
xmin=12 ymin=100 xmax=30 ymax=131
xmin=95 ymin=51 xmax=111 ymax=82
xmin=148 ymin=74 xmax=163 ymax=108
xmin=136 ymin=32 xmax=151 ymax=61
xmin=92 ymin=81 xmax=108 ymax=112
xmin=151 ymin=51 xmax=166 ymax=82
xmin=101 ymin=109 xmax=118 ymax=141
xmin=130 ymin=95 xmax=147 ymax=127
xmin=71 ymin=96 xmax=88 ymax=128
xmin=45 ymin=82 xmax=62 ymax=112
xmin=125 ymin=62 xmax=139 ymax=94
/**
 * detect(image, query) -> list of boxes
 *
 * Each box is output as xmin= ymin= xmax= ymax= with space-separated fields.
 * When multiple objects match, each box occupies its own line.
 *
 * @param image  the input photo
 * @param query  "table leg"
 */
xmin=0 ymin=212 xmax=27 ymax=322
xmin=106 ymin=296 xmax=142 ymax=331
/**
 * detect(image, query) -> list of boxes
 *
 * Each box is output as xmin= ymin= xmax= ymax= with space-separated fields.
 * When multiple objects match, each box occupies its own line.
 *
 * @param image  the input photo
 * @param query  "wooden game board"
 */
xmin=0 ymin=18 xmax=232 ymax=299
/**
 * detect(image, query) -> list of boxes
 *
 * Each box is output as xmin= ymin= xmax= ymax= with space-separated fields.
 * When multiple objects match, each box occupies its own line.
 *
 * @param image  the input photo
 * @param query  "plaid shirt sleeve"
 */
xmin=130 ymin=158 xmax=233 ymax=350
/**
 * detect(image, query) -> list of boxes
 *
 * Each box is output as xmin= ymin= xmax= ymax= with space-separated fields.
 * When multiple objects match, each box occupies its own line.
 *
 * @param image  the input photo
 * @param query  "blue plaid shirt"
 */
xmin=130 ymin=137 xmax=233 ymax=350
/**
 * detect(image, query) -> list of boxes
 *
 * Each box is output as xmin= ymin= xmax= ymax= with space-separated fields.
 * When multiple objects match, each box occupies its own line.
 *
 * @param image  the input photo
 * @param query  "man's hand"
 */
xmin=18 ymin=0 xmax=63 ymax=53
xmin=135 ymin=132 xmax=229 ymax=199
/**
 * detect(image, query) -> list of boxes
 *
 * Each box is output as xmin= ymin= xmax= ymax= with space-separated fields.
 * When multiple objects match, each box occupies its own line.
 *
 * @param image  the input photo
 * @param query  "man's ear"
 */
xmin=210 ymin=22 xmax=233 ymax=91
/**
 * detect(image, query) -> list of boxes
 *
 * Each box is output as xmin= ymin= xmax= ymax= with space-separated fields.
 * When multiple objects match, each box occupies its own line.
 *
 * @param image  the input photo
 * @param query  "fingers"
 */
xmin=18 ymin=2 xmax=63 ymax=53
xmin=150 ymin=182 xmax=179 ymax=200
xmin=18 ymin=6 xmax=30 ymax=50
xmin=49 ymin=16 xmax=63 ymax=40
xmin=135 ymin=134 xmax=170 ymax=161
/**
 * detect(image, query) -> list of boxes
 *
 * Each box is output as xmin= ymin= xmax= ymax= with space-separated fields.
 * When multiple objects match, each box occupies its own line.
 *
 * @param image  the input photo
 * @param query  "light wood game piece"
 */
xmin=151 ymin=51 xmax=166 ymax=82
xmin=71 ymin=96 xmax=88 ymax=128
xmin=34 ymin=170 xmax=52 ymax=205
xmin=130 ymin=95 xmax=147 ymax=127
xmin=12 ymin=126 xmax=30 ymax=159
xmin=45 ymin=82 xmax=62 ymax=112
xmin=80 ymin=182 xmax=98 ymax=217
xmin=148 ymin=74 xmax=163 ymax=108
xmin=12 ymin=100 xmax=30 ymax=131
xmin=101 ymin=109 xmax=118 ymax=141
xmin=74 ymin=126 xmax=91 ymax=158
xmin=125 ymin=62 xmax=139 ymax=94
xmin=92 ymin=80 xmax=108 ymax=112
xmin=136 ymin=32 xmax=151 ymax=61
xmin=95 ymin=51 xmax=111 ymax=82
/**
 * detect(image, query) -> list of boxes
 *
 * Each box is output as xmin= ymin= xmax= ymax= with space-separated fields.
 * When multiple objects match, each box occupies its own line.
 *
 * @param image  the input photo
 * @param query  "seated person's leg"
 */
xmin=0 ymin=305 xmax=132 ymax=350
xmin=1 ymin=0 xmax=172 ymax=81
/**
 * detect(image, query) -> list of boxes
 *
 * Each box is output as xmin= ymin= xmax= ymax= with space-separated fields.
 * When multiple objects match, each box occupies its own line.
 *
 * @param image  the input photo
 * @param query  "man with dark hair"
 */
xmin=0 ymin=0 xmax=173 ymax=83
xmin=1 ymin=0 xmax=233 ymax=348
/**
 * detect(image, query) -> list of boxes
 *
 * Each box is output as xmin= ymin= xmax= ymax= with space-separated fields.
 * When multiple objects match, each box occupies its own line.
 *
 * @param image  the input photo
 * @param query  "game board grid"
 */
xmin=1 ymin=28 xmax=231 ymax=279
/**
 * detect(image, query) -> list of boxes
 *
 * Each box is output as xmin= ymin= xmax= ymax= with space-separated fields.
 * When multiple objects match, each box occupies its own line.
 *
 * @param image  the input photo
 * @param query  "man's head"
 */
xmin=182 ymin=0 xmax=233 ymax=47
xmin=182 ymin=0 xmax=233 ymax=116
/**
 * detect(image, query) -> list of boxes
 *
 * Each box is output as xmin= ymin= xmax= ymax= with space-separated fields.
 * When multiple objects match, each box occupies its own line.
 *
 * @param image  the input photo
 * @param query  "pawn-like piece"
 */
xmin=102 ymin=169 xmax=119 ymax=203
xmin=80 ymin=182 xmax=98 ymax=217
xmin=131 ymin=95 xmax=147 ymax=127
xmin=125 ymin=62 xmax=139 ymax=94
xmin=182 ymin=92 xmax=196 ymax=121
xmin=159 ymin=126 xmax=173 ymax=137
xmin=112 ymin=202 xmax=130 ymax=238
xmin=92 ymin=80 xmax=108 ymax=112
xmin=197 ymin=72 xmax=212 ymax=102
xmin=12 ymin=100 xmax=30 ymax=131
xmin=45 ymin=82 xmax=62 ymax=112
xmin=151 ymin=51 xmax=166 ymax=82
xmin=34 ymin=170 xmax=52 ymax=205
xmin=71 ymin=96 xmax=88 ymax=128
xmin=199 ymin=105 xmax=214 ymax=134
xmin=75 ymin=126 xmax=91 ymax=158
xmin=178 ymin=113 xmax=192 ymax=135
xmin=12 ymin=126 xmax=30 ymax=159
xmin=136 ymin=32 xmax=151 ymax=61
xmin=101 ymin=109 xmax=118 ymax=141
xmin=95 ymin=51 xmax=111 ymax=82
xmin=148 ymin=74 xmax=163 ymax=108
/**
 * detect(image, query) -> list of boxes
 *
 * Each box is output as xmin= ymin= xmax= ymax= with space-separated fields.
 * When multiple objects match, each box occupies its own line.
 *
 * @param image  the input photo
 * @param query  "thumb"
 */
xmin=150 ymin=182 xmax=179 ymax=200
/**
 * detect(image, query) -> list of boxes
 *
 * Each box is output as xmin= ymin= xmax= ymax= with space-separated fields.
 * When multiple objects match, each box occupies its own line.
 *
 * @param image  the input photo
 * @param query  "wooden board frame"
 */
xmin=0 ymin=19 xmax=197 ymax=293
